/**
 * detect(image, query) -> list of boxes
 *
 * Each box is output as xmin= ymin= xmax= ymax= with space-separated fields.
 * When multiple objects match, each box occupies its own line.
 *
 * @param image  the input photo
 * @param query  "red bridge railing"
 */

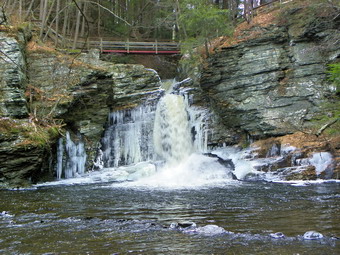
xmin=77 ymin=39 xmax=180 ymax=55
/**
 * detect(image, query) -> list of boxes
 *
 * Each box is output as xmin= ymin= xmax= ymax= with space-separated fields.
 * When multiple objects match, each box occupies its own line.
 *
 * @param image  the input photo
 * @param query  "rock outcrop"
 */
xmin=200 ymin=5 xmax=340 ymax=139
xmin=0 ymin=30 xmax=162 ymax=187
xmin=0 ymin=30 xmax=28 ymax=118
xmin=0 ymin=27 xmax=52 ymax=188
xmin=27 ymin=47 xmax=162 ymax=168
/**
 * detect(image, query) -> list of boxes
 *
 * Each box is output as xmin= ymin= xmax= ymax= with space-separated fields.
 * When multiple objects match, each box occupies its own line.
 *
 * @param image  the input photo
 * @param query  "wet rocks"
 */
xmin=247 ymin=133 xmax=338 ymax=180
xmin=170 ymin=222 xmax=227 ymax=236
xmin=186 ymin=224 xmax=227 ymax=236
xmin=0 ymin=137 xmax=49 ymax=188
xmin=269 ymin=232 xmax=285 ymax=239
xmin=204 ymin=153 xmax=235 ymax=171
xmin=303 ymin=231 xmax=324 ymax=240
xmin=170 ymin=221 xmax=197 ymax=230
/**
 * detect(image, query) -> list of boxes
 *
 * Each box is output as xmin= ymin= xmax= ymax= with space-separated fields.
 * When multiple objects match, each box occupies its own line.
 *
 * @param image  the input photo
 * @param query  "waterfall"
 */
xmin=127 ymin=84 xmax=233 ymax=188
xmin=53 ymin=79 xmax=233 ymax=187
xmin=185 ymin=94 xmax=209 ymax=154
xmin=153 ymin=94 xmax=193 ymax=164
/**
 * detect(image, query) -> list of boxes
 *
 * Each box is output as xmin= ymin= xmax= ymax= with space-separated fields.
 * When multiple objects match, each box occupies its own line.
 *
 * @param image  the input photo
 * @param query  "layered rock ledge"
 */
xmin=200 ymin=6 xmax=339 ymax=138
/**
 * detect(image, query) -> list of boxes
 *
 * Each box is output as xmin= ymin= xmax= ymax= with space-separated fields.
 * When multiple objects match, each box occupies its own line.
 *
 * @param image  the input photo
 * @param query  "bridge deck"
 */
xmin=77 ymin=39 xmax=180 ymax=54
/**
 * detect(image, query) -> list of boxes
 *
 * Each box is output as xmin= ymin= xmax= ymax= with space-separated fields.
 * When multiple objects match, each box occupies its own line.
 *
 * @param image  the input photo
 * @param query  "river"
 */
xmin=0 ymin=181 xmax=339 ymax=254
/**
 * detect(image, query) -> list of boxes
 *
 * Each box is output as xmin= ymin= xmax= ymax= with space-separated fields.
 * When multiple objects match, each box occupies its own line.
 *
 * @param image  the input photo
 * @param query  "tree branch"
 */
xmin=84 ymin=0 xmax=132 ymax=26
xmin=316 ymin=118 xmax=339 ymax=137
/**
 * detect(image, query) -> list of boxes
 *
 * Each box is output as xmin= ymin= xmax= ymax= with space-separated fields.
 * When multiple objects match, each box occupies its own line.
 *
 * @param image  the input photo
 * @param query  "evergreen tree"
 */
xmin=178 ymin=0 xmax=232 ymax=56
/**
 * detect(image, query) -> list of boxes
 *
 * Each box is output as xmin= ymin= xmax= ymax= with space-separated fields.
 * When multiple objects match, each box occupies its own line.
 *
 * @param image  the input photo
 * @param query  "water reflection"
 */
xmin=0 ymin=182 xmax=339 ymax=254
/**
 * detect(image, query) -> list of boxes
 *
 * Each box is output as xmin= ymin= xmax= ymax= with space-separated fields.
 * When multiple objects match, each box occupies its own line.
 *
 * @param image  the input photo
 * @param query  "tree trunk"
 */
xmin=18 ymin=0 xmax=22 ymax=21
xmin=40 ymin=0 xmax=56 ymax=41
xmin=80 ymin=2 xmax=87 ymax=38
xmin=39 ymin=0 xmax=45 ymax=20
xmin=54 ymin=0 xmax=60 ymax=46
xmin=72 ymin=2 xmax=82 ymax=49
xmin=62 ymin=5 xmax=69 ymax=46
xmin=39 ymin=0 xmax=48 ymax=39
xmin=97 ymin=0 xmax=101 ymax=36
xmin=24 ymin=0 xmax=36 ymax=21
xmin=205 ymin=39 xmax=210 ymax=57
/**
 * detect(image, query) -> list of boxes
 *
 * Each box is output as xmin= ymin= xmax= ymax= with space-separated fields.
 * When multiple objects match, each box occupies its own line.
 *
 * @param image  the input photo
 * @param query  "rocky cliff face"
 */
xmin=0 ymin=29 xmax=161 ymax=187
xmin=0 ymin=30 xmax=28 ymax=118
xmin=0 ymin=27 xmax=47 ymax=188
xmin=27 ymin=48 xmax=162 ymax=167
xmin=200 ymin=5 xmax=339 ymax=139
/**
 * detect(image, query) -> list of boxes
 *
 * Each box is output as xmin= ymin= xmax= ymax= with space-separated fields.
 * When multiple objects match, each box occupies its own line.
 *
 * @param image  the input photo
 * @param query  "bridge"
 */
xmin=78 ymin=39 xmax=180 ymax=55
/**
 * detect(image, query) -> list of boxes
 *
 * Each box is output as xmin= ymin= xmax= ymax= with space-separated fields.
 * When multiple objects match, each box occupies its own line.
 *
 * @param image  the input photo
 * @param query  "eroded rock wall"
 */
xmin=0 ymin=31 xmax=162 ymax=187
xmin=26 ymin=49 xmax=162 ymax=176
xmin=200 ymin=8 xmax=340 ymax=139
xmin=0 ymin=31 xmax=28 ymax=118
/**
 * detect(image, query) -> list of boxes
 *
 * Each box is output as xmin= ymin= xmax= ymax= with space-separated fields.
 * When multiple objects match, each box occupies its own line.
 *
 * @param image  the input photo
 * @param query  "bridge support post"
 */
xmin=127 ymin=39 xmax=130 ymax=54
xmin=155 ymin=40 xmax=158 ymax=54
xmin=100 ymin=37 xmax=103 ymax=53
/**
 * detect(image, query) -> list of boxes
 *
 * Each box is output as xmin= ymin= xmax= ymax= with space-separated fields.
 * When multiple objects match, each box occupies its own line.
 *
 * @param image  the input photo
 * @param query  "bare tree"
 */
xmin=72 ymin=2 xmax=82 ymax=49
xmin=55 ymin=0 xmax=60 ymax=46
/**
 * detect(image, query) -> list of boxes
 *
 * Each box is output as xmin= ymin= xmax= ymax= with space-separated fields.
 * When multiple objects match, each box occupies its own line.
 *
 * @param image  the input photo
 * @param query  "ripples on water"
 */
xmin=0 ymin=181 xmax=339 ymax=254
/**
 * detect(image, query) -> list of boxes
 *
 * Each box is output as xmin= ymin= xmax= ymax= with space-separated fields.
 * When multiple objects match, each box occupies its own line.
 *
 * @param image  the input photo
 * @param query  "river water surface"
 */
xmin=1 ymin=181 xmax=339 ymax=254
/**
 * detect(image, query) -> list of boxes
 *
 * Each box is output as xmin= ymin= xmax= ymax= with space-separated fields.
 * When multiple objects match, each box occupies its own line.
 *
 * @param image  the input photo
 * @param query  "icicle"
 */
xmin=63 ymin=132 xmax=87 ymax=178
xmin=101 ymin=103 xmax=156 ymax=167
xmin=56 ymin=138 xmax=64 ymax=179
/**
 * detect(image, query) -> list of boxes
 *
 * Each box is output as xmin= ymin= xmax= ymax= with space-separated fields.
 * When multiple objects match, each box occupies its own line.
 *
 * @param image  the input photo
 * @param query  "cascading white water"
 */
xmin=153 ymin=93 xmax=193 ymax=164
xmin=184 ymin=93 xmax=209 ymax=154
xmin=53 ymin=80 xmax=234 ymax=186
xmin=129 ymin=86 xmax=234 ymax=188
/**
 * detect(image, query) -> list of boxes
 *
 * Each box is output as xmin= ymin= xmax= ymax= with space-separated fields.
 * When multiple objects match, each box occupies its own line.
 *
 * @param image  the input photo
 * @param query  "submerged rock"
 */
xmin=169 ymin=221 xmax=197 ymax=230
xmin=203 ymin=153 xmax=235 ymax=171
xmin=270 ymin=232 xmax=285 ymax=239
xmin=183 ymin=224 xmax=227 ymax=236
xmin=303 ymin=231 xmax=324 ymax=240
xmin=203 ymin=153 xmax=237 ymax=179
xmin=170 ymin=222 xmax=227 ymax=236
